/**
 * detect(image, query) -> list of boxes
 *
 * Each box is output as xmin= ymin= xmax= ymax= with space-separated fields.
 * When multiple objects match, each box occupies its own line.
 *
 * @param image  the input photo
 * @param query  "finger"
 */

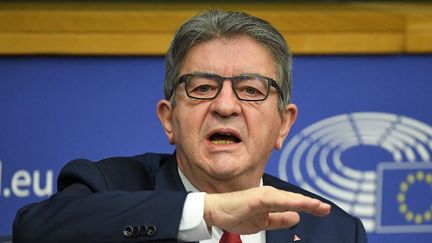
xmin=255 ymin=187 xmax=331 ymax=217
xmin=311 ymin=201 xmax=331 ymax=216
xmin=286 ymin=195 xmax=331 ymax=216
xmin=266 ymin=211 xmax=300 ymax=230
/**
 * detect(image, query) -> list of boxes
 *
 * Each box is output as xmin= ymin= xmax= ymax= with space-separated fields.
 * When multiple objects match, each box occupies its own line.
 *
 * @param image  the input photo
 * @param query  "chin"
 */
xmin=206 ymin=160 xmax=243 ymax=177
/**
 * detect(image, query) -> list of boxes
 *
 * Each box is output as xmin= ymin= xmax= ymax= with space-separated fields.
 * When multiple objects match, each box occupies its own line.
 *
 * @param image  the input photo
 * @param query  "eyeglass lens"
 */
xmin=185 ymin=75 xmax=269 ymax=101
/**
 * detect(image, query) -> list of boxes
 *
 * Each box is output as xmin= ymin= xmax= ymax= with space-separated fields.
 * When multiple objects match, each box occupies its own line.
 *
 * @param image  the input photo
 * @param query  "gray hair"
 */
xmin=164 ymin=9 xmax=292 ymax=113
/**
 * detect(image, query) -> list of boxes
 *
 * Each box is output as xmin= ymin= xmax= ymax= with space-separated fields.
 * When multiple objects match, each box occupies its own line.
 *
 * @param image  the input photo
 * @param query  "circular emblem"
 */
xmin=279 ymin=112 xmax=432 ymax=232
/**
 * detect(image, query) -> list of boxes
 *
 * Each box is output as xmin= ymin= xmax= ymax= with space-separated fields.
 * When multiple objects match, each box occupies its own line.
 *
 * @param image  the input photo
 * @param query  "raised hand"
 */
xmin=204 ymin=186 xmax=331 ymax=234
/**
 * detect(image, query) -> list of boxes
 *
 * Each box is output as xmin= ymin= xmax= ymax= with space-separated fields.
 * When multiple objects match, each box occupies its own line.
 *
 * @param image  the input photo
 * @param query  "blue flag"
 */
xmin=376 ymin=163 xmax=432 ymax=233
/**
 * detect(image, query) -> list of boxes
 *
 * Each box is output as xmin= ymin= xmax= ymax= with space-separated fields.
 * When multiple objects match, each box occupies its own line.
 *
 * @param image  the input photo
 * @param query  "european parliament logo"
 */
xmin=279 ymin=112 xmax=432 ymax=233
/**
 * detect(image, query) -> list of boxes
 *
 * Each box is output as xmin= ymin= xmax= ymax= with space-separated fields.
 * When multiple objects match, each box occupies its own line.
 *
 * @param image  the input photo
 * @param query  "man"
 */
xmin=13 ymin=9 xmax=367 ymax=243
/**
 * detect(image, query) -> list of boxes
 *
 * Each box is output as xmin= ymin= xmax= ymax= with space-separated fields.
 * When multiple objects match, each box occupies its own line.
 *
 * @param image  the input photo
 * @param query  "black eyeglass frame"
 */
xmin=170 ymin=72 xmax=284 ymax=102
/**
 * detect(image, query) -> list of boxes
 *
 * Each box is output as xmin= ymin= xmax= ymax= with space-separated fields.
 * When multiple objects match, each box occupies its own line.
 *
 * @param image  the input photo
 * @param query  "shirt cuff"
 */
xmin=178 ymin=192 xmax=211 ymax=241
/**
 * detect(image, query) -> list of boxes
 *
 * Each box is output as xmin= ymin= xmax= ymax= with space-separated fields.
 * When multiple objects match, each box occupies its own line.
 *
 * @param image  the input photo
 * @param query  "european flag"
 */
xmin=376 ymin=163 xmax=432 ymax=233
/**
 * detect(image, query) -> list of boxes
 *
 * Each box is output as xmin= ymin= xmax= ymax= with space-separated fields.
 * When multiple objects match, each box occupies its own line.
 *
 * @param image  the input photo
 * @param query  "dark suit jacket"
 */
xmin=13 ymin=153 xmax=367 ymax=243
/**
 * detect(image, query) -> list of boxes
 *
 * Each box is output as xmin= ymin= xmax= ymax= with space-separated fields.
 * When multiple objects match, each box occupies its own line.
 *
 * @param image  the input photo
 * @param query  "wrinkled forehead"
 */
xmin=179 ymin=36 xmax=278 ymax=80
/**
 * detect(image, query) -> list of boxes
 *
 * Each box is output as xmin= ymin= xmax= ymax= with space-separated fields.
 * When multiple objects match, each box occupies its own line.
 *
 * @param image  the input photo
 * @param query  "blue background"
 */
xmin=1 ymin=55 xmax=431 ymax=242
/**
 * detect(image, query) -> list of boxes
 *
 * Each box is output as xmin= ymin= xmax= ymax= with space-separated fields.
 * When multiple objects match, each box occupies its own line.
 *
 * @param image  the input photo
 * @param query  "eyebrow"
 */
xmin=187 ymin=71 xmax=274 ymax=79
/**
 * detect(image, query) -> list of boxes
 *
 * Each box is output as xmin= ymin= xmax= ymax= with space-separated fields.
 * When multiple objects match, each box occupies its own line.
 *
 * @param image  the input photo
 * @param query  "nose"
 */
xmin=209 ymin=80 xmax=241 ymax=117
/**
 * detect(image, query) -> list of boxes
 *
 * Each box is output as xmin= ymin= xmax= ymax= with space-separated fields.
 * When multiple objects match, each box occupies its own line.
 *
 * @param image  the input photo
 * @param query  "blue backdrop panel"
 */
xmin=1 ymin=55 xmax=431 ymax=242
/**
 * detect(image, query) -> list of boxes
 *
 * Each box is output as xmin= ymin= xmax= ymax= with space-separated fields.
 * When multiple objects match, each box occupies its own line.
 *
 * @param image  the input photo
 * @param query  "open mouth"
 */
xmin=208 ymin=132 xmax=241 ymax=145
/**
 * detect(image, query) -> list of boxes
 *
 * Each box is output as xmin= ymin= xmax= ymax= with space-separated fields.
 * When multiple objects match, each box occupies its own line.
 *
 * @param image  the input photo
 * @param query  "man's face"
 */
xmin=157 ymin=36 xmax=297 ymax=191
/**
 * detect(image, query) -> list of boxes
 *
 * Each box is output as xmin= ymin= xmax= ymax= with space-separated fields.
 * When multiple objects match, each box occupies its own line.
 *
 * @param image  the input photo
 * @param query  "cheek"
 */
xmin=172 ymin=105 xmax=206 ymax=143
xmin=171 ymin=108 xmax=186 ymax=144
xmin=246 ymin=107 xmax=281 ymax=147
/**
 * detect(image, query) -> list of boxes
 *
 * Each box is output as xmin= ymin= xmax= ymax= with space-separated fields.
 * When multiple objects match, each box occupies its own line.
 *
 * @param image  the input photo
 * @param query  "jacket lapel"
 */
xmin=153 ymin=155 xmax=199 ymax=243
xmin=154 ymin=154 xmax=187 ymax=192
xmin=264 ymin=175 xmax=300 ymax=243
xmin=266 ymin=228 xmax=295 ymax=243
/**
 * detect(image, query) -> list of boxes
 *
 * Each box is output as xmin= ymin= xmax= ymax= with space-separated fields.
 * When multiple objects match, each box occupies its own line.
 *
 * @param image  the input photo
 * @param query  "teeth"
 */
xmin=211 ymin=140 xmax=236 ymax=145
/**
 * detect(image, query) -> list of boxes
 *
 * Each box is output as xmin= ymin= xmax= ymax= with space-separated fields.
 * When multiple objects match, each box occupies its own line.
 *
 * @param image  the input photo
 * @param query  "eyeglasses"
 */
xmin=172 ymin=72 xmax=283 ymax=102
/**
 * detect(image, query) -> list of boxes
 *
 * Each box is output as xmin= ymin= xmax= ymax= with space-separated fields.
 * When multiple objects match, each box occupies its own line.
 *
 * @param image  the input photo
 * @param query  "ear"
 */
xmin=156 ymin=99 xmax=175 ymax=145
xmin=275 ymin=103 xmax=298 ymax=149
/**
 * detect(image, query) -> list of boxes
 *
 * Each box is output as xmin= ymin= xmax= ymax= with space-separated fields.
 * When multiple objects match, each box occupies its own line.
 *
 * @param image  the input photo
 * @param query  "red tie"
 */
xmin=219 ymin=231 xmax=242 ymax=243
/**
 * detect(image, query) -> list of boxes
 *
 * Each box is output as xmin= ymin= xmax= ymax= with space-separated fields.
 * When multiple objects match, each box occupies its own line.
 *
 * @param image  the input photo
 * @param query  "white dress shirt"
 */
xmin=177 ymin=168 xmax=265 ymax=243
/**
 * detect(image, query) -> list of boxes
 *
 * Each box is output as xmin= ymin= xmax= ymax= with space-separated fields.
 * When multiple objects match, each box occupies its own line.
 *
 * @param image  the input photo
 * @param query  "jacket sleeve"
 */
xmin=13 ymin=158 xmax=188 ymax=243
